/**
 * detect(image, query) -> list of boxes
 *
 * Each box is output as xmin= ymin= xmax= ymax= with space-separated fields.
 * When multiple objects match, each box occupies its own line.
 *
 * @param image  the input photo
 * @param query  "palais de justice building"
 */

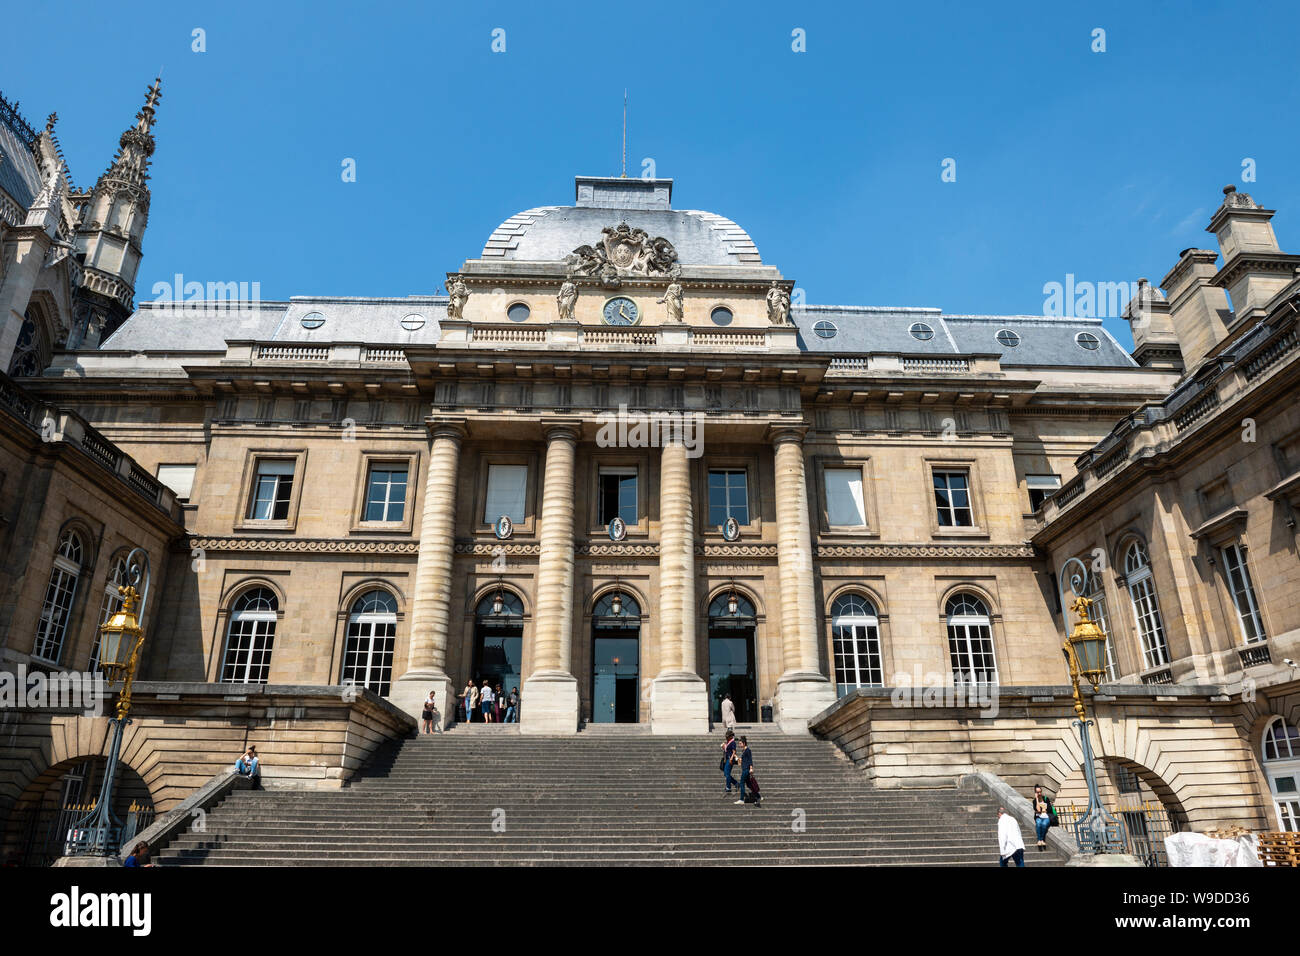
xmin=1 ymin=81 xmax=1298 ymax=839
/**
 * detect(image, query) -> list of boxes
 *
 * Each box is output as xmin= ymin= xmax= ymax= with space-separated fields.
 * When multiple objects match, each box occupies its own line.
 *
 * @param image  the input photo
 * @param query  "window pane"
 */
xmin=365 ymin=466 xmax=407 ymax=522
xmin=484 ymin=464 xmax=528 ymax=522
xmin=825 ymin=468 xmax=866 ymax=526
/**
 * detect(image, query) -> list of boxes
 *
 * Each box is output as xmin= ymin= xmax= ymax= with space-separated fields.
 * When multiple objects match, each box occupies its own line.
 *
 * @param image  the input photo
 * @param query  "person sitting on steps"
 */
xmin=235 ymin=746 xmax=261 ymax=789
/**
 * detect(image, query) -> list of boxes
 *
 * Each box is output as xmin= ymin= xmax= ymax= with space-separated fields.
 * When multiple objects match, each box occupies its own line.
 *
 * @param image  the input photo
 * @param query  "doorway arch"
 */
xmin=708 ymin=589 xmax=759 ymax=723
xmin=590 ymin=590 xmax=641 ymax=723
xmin=471 ymin=588 xmax=525 ymax=721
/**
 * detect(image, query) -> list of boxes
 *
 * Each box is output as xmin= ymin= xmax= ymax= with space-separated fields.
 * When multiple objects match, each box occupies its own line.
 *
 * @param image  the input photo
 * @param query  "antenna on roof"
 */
xmin=621 ymin=89 xmax=627 ymax=178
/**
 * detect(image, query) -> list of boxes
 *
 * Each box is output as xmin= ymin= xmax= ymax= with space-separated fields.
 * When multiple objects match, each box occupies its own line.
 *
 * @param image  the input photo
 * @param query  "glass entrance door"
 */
xmin=708 ymin=591 xmax=758 ymax=723
xmin=591 ymin=592 xmax=640 ymax=723
xmin=472 ymin=591 xmax=524 ymax=721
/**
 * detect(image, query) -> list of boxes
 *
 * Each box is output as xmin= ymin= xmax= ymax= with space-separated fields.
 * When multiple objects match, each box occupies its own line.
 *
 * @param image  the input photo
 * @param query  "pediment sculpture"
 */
xmin=565 ymin=223 xmax=679 ymax=279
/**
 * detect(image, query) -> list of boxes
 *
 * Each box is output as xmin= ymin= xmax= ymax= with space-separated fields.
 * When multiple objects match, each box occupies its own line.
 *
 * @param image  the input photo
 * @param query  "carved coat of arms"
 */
xmin=566 ymin=223 xmax=679 ymax=279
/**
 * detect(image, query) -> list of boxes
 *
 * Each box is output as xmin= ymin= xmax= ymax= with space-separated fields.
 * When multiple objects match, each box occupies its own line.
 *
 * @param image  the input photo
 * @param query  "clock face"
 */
xmin=602 ymin=296 xmax=639 ymax=326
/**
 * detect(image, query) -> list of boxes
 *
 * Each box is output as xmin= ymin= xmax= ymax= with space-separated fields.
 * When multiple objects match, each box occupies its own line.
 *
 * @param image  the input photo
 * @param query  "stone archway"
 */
xmin=1 ymin=753 xmax=154 ymax=866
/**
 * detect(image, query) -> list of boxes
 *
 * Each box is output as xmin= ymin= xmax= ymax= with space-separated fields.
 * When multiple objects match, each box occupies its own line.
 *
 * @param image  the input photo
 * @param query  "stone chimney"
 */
xmin=1207 ymin=185 xmax=1300 ymax=326
xmin=1123 ymin=277 xmax=1183 ymax=372
xmin=1159 ymin=248 xmax=1233 ymax=372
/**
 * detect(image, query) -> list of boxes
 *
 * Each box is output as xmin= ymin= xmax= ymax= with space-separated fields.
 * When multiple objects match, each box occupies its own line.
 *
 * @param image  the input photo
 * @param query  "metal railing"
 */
xmin=1057 ymin=800 xmax=1177 ymax=866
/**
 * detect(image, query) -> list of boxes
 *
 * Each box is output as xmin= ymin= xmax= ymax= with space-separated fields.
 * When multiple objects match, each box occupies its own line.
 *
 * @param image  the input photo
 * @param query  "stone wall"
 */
xmin=809 ymin=684 xmax=1295 ymax=832
xmin=0 ymin=681 xmax=416 ymax=856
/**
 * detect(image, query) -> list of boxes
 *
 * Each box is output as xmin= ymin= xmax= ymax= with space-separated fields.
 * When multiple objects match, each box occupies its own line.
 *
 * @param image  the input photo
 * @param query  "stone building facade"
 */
xmin=1 ymin=81 xmax=1297 ymax=840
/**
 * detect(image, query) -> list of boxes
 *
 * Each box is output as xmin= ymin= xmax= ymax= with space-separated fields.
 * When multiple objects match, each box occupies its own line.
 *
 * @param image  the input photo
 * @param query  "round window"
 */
xmin=813 ymin=320 xmax=838 ymax=339
xmin=710 ymin=307 xmax=733 ymax=327
xmin=909 ymin=322 xmax=934 ymax=341
xmin=401 ymin=313 xmax=425 ymax=331
xmin=300 ymin=311 xmax=325 ymax=329
xmin=507 ymin=303 xmax=531 ymax=323
xmin=996 ymin=329 xmax=1020 ymax=348
xmin=1076 ymin=331 xmax=1100 ymax=350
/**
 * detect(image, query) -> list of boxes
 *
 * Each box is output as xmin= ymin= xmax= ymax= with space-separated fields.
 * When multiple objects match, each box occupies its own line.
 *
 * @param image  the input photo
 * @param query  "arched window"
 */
xmin=593 ymin=591 xmax=640 ymax=623
xmin=8 ymin=305 xmax=50 ymax=377
xmin=1122 ymin=540 xmax=1170 ymax=670
xmin=475 ymin=590 xmax=524 ymax=619
xmin=1080 ymin=562 xmax=1118 ymax=681
xmin=341 ymin=589 xmax=397 ymax=696
xmin=1262 ymin=717 xmax=1300 ymax=832
xmin=831 ymin=593 xmax=882 ymax=694
xmin=945 ymin=593 xmax=997 ymax=686
xmin=89 ymin=552 xmax=131 ymax=669
xmin=708 ymin=591 xmax=756 ymax=624
xmin=33 ymin=530 xmax=84 ymax=663
xmin=221 ymin=588 xmax=278 ymax=684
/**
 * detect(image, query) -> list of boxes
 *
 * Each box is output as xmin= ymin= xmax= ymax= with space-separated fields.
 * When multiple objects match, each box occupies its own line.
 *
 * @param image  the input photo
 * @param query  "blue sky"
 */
xmin=3 ymin=0 xmax=1297 ymax=347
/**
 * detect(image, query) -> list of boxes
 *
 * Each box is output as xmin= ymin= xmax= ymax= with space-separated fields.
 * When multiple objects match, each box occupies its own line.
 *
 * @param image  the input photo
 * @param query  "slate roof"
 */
xmin=0 ymin=114 xmax=42 ymax=210
xmin=792 ymin=305 xmax=1137 ymax=368
xmin=480 ymin=205 xmax=762 ymax=267
xmin=100 ymin=297 xmax=446 ymax=351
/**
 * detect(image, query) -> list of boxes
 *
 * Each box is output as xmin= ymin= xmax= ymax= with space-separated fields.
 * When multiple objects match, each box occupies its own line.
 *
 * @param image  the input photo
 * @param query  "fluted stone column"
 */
xmin=390 ymin=420 xmax=466 ymax=727
xmin=651 ymin=440 xmax=709 ymax=733
xmin=770 ymin=425 xmax=836 ymax=732
xmin=521 ymin=422 xmax=581 ymax=734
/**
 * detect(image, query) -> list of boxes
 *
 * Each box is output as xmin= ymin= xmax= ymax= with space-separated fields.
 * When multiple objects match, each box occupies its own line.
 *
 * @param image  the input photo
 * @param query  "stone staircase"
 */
xmin=156 ymin=727 xmax=1068 ymax=866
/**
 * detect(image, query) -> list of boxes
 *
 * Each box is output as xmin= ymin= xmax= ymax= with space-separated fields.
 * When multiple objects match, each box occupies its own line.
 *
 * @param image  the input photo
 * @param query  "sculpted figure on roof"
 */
xmin=556 ymin=279 xmax=577 ymax=321
xmin=446 ymin=275 xmax=469 ymax=320
xmin=656 ymin=266 xmax=685 ymax=322
xmin=767 ymin=282 xmax=791 ymax=325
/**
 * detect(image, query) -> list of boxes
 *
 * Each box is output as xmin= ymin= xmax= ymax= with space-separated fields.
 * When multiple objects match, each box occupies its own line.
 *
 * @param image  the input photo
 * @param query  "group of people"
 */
xmin=462 ymin=680 xmax=519 ymax=724
xmin=719 ymin=731 xmax=761 ymax=806
xmin=997 ymin=784 xmax=1059 ymax=866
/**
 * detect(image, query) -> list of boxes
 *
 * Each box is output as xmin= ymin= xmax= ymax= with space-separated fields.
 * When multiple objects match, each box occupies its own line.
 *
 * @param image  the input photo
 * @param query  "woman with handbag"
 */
xmin=1030 ymin=784 xmax=1056 ymax=850
xmin=720 ymin=730 xmax=737 ymax=795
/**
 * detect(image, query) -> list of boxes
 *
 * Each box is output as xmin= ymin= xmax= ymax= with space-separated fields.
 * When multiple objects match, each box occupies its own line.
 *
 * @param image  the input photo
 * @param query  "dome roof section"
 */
xmin=479 ymin=176 xmax=762 ymax=268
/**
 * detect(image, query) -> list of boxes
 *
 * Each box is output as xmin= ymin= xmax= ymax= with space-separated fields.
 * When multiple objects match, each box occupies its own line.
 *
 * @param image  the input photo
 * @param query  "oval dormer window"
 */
xmin=909 ymin=322 xmax=935 ymax=341
xmin=813 ymin=320 xmax=838 ymax=339
xmin=1075 ymin=331 xmax=1100 ymax=350
xmin=401 ymin=313 xmax=426 ymax=331
xmin=300 ymin=311 xmax=326 ymax=329
xmin=996 ymin=329 xmax=1020 ymax=348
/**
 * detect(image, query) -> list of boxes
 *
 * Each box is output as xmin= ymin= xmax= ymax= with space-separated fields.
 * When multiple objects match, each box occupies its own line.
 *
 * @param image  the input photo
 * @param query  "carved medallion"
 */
xmin=608 ymin=516 xmax=627 ymax=541
xmin=494 ymin=514 xmax=513 ymax=540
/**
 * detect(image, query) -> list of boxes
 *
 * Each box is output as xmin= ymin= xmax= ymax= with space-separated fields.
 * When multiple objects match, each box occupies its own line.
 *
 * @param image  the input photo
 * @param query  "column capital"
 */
xmin=767 ymin=422 xmax=809 ymax=445
xmin=425 ymin=417 xmax=468 ymax=442
xmin=540 ymin=418 xmax=583 ymax=442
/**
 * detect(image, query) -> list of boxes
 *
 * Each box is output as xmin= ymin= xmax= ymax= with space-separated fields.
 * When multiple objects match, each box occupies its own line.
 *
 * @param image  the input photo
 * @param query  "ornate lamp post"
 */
xmin=1058 ymin=556 xmax=1127 ymax=854
xmin=66 ymin=548 xmax=150 ymax=858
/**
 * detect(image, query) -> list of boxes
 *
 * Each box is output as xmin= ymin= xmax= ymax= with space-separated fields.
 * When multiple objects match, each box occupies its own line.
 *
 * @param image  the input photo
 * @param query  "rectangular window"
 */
xmin=933 ymin=469 xmax=973 ymax=527
xmin=598 ymin=468 xmax=637 ymax=526
xmin=707 ymin=469 xmax=749 ymax=527
xmin=249 ymin=459 xmax=295 ymax=520
xmin=364 ymin=465 xmax=408 ymax=522
xmin=484 ymin=464 xmax=528 ymax=524
xmin=1026 ymin=473 xmax=1061 ymax=511
xmin=156 ymin=463 xmax=196 ymax=499
xmin=824 ymin=467 xmax=866 ymax=527
xmin=1128 ymin=574 xmax=1170 ymax=669
xmin=1221 ymin=543 xmax=1266 ymax=644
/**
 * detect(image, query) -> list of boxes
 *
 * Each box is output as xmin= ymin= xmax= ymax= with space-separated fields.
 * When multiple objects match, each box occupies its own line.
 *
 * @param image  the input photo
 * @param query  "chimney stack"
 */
xmin=1159 ymin=248 xmax=1232 ymax=372
xmin=1124 ymin=277 xmax=1183 ymax=372
xmin=1206 ymin=185 xmax=1300 ymax=327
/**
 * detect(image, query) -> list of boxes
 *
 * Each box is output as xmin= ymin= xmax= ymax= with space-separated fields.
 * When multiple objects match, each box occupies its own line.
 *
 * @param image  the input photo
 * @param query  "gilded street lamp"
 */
xmin=1058 ymin=556 xmax=1127 ymax=854
xmin=66 ymin=548 xmax=150 ymax=858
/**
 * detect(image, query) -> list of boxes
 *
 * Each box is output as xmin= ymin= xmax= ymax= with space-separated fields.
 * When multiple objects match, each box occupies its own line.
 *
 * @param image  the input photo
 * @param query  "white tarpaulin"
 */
xmin=1165 ymin=831 xmax=1262 ymax=867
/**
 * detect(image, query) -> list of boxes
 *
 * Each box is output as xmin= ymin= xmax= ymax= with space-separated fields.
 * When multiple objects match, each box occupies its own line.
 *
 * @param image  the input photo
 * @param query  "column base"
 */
xmin=390 ymin=670 xmax=456 ymax=730
xmin=650 ymin=671 xmax=710 ymax=735
xmin=773 ymin=672 xmax=837 ymax=734
xmin=520 ymin=671 xmax=580 ymax=735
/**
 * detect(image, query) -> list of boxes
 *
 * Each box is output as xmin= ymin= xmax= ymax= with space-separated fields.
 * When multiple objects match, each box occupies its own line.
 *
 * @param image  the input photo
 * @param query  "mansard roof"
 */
xmin=792 ymin=306 xmax=1137 ymax=368
xmin=480 ymin=177 xmax=762 ymax=268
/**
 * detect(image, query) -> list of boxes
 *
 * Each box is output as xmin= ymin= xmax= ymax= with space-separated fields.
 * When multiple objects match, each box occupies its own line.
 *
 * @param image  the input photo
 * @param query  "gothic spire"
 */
xmin=100 ymin=76 xmax=161 ymax=188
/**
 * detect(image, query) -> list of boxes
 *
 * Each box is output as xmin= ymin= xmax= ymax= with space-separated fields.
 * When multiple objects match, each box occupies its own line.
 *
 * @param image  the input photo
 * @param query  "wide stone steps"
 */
xmin=155 ymin=733 xmax=1066 ymax=866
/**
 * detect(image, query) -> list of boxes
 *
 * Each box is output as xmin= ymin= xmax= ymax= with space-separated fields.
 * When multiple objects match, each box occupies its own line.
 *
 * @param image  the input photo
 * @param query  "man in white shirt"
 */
xmin=480 ymin=680 xmax=495 ymax=722
xmin=997 ymin=807 xmax=1026 ymax=867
